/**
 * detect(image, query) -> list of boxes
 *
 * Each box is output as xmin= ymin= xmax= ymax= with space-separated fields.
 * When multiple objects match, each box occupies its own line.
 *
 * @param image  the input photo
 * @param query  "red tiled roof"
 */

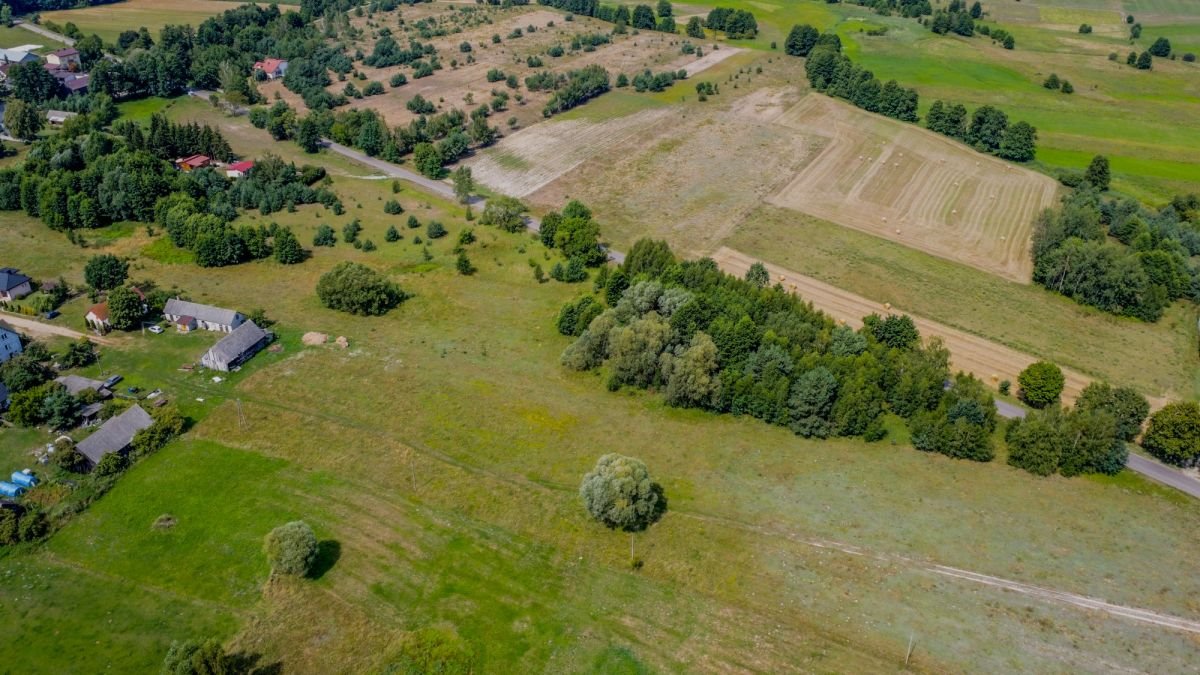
xmin=176 ymin=315 xmax=195 ymax=326
xmin=178 ymin=154 xmax=211 ymax=168
xmin=255 ymin=58 xmax=285 ymax=73
xmin=227 ymin=160 xmax=254 ymax=172
xmin=88 ymin=302 xmax=108 ymax=321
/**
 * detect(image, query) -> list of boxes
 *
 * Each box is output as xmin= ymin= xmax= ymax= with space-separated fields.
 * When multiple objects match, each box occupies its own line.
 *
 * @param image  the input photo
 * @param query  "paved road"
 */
xmin=1126 ymin=453 xmax=1200 ymax=499
xmin=0 ymin=314 xmax=112 ymax=345
xmin=993 ymin=399 xmax=1027 ymax=420
xmin=13 ymin=19 xmax=74 ymax=45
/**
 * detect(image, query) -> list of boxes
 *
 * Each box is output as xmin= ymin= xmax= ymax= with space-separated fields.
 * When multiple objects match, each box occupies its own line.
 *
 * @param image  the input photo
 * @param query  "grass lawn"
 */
xmin=0 ymin=24 xmax=63 ymax=51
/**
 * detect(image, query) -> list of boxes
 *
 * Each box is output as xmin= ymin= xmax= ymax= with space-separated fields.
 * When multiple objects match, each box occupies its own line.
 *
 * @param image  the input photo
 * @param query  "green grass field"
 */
xmin=674 ymin=0 xmax=1200 ymax=202
xmin=3 ymin=125 xmax=1200 ymax=670
xmin=38 ymin=0 xmax=234 ymax=44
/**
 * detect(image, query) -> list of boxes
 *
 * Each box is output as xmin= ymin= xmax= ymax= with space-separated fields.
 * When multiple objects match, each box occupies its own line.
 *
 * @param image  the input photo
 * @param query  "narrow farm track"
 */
xmin=0 ymin=314 xmax=114 ymax=345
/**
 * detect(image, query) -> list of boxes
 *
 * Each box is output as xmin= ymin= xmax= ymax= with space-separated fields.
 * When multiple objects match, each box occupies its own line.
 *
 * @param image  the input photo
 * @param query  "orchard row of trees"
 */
xmin=1032 ymin=187 xmax=1200 ymax=322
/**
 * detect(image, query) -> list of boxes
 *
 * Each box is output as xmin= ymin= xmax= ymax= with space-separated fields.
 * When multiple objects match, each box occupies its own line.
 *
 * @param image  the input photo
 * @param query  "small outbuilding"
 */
xmin=46 ymin=109 xmax=79 ymax=126
xmin=85 ymin=301 xmax=110 ymax=330
xmin=54 ymin=375 xmax=112 ymax=399
xmin=225 ymin=160 xmax=254 ymax=178
xmin=163 ymin=298 xmax=244 ymax=333
xmin=175 ymin=154 xmax=212 ymax=172
xmin=201 ymin=321 xmax=271 ymax=372
xmin=75 ymin=404 xmax=154 ymax=468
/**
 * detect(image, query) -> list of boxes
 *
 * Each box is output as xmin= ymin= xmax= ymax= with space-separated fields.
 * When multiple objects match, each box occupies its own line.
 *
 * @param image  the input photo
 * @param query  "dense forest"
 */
xmin=1032 ymin=189 xmax=1200 ymax=321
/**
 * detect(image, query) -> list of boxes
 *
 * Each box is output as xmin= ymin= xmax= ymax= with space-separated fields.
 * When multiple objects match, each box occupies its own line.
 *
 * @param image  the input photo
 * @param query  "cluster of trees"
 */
xmin=114 ymin=114 xmax=234 ymax=162
xmin=316 ymin=261 xmax=408 ymax=315
xmin=704 ymin=7 xmax=758 ymax=39
xmin=559 ymin=240 xmax=972 ymax=446
xmin=1032 ymin=188 xmax=1200 ymax=322
xmin=543 ymin=64 xmax=611 ymax=117
xmin=1123 ymin=50 xmax=1155 ymax=70
xmin=363 ymin=35 xmax=435 ymax=67
xmin=1006 ymin=381 xmax=1148 ymax=477
xmin=802 ymin=42 xmax=921 ymax=123
xmin=1042 ymin=73 xmax=1074 ymax=94
xmin=537 ymin=0 xmax=680 ymax=34
xmin=924 ymin=100 xmax=1037 ymax=161
xmin=536 ymin=199 xmax=607 ymax=268
xmin=928 ymin=0 xmax=981 ymax=37
xmin=909 ymin=373 xmax=998 ymax=462
xmin=856 ymin=0 xmax=932 ymax=19
xmin=1142 ymin=402 xmax=1200 ymax=467
xmin=627 ymin=68 xmax=686 ymax=92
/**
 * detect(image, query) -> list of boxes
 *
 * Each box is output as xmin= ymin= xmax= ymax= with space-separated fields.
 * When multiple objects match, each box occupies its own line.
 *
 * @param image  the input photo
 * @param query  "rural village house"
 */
xmin=0 ymin=267 xmax=32 ymax=301
xmin=200 ymin=320 xmax=270 ymax=372
xmin=175 ymin=154 xmax=212 ymax=172
xmin=163 ymin=298 xmax=244 ymax=333
xmin=54 ymin=374 xmax=112 ymax=399
xmin=46 ymin=109 xmax=78 ymax=126
xmin=44 ymin=47 xmax=79 ymax=69
xmin=85 ymin=301 xmax=110 ymax=330
xmin=253 ymin=58 xmax=288 ymax=79
xmin=0 ymin=324 xmax=22 ymax=364
xmin=0 ymin=45 xmax=41 ymax=67
xmin=225 ymin=160 xmax=254 ymax=178
xmin=75 ymin=404 xmax=153 ymax=467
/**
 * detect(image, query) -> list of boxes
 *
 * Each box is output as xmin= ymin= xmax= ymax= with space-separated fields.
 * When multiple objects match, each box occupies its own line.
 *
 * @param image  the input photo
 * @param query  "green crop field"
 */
xmin=38 ymin=0 xmax=234 ymax=44
xmin=3 ymin=104 xmax=1200 ymax=671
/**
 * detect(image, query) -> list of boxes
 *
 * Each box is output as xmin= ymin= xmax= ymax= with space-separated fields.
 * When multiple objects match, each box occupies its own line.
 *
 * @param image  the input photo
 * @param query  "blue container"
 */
xmin=0 ymin=482 xmax=24 ymax=498
xmin=9 ymin=472 xmax=36 ymax=488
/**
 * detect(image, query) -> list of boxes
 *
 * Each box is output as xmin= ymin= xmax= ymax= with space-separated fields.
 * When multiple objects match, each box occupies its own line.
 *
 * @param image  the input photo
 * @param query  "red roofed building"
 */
xmin=86 ymin=302 xmax=110 ymax=331
xmin=46 ymin=47 xmax=80 ymax=69
xmin=253 ymin=58 xmax=288 ymax=79
xmin=225 ymin=160 xmax=254 ymax=178
xmin=176 ymin=154 xmax=212 ymax=172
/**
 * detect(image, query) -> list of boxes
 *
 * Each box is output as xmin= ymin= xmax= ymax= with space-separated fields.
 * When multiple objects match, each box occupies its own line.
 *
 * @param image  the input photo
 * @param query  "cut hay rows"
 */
xmin=768 ymin=95 xmax=1060 ymax=283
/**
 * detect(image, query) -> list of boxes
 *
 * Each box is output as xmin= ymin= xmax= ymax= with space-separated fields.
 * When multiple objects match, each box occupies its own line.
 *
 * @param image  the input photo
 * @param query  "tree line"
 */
xmin=1032 ymin=184 xmax=1200 ymax=322
xmin=537 ymin=0 xmax=682 ymax=35
xmin=796 ymin=34 xmax=921 ymax=124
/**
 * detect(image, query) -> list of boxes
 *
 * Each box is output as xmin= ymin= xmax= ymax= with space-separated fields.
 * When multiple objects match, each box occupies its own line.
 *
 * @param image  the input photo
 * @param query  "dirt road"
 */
xmin=712 ymin=247 xmax=1093 ymax=402
xmin=0 ymin=314 xmax=113 ymax=345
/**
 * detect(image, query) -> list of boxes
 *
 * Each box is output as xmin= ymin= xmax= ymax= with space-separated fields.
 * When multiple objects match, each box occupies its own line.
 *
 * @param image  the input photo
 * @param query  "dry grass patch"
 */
xmin=767 ymin=95 xmax=1060 ymax=283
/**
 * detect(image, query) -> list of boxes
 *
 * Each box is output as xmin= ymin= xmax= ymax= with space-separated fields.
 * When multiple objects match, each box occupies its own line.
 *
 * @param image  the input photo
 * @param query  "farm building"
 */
xmin=0 ymin=45 xmax=41 ymax=66
xmin=79 ymin=401 xmax=104 ymax=427
xmin=201 ymin=321 xmax=270 ymax=372
xmin=85 ymin=301 xmax=110 ymax=330
xmin=163 ymin=298 xmax=243 ymax=333
xmin=75 ymin=404 xmax=153 ymax=467
xmin=46 ymin=109 xmax=78 ymax=125
xmin=225 ymin=160 xmax=254 ymax=178
xmin=0 ymin=324 xmax=22 ymax=364
xmin=175 ymin=154 xmax=212 ymax=172
xmin=45 ymin=47 xmax=79 ymax=69
xmin=0 ymin=267 xmax=32 ymax=301
xmin=253 ymin=58 xmax=288 ymax=79
xmin=54 ymin=374 xmax=112 ymax=398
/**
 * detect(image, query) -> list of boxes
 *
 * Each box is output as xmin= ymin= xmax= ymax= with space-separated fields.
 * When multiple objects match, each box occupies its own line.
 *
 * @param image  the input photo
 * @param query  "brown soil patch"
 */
xmin=766 ymin=95 xmax=1060 ymax=283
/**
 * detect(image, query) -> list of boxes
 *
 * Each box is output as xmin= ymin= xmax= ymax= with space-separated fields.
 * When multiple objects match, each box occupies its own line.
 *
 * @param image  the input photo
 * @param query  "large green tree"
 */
xmin=3 ymin=98 xmax=43 ymax=141
xmin=1017 ymin=361 xmax=1064 ymax=408
xmin=1084 ymin=155 xmax=1110 ymax=191
xmin=84 ymin=254 xmax=128 ymax=291
xmin=479 ymin=195 xmax=527 ymax=232
xmin=1141 ymin=401 xmax=1200 ymax=466
xmin=316 ymin=261 xmax=407 ymax=316
xmin=273 ymin=227 xmax=304 ymax=264
xmin=785 ymin=24 xmax=820 ymax=56
xmin=580 ymin=454 xmax=664 ymax=531
xmin=106 ymin=285 xmax=145 ymax=330
xmin=264 ymin=520 xmax=319 ymax=577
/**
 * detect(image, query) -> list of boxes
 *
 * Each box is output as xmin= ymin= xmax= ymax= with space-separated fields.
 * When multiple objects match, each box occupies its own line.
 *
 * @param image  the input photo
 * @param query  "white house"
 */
xmin=253 ymin=58 xmax=288 ymax=79
xmin=85 ymin=301 xmax=110 ymax=331
xmin=0 ymin=267 xmax=32 ymax=301
xmin=45 ymin=47 xmax=79 ymax=70
xmin=163 ymin=298 xmax=244 ymax=333
xmin=46 ymin=109 xmax=78 ymax=126
xmin=0 ymin=324 xmax=22 ymax=364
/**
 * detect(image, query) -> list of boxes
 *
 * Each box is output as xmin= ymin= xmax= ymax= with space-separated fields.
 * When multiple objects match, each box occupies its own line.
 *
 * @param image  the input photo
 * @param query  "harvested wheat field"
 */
xmin=711 ymin=247 xmax=1098 ymax=404
xmin=768 ymin=95 xmax=1060 ymax=282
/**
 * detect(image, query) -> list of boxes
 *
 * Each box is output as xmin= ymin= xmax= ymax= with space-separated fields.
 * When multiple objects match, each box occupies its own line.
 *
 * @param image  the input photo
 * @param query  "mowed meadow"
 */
xmin=37 ymin=0 xmax=240 ymax=43
xmin=3 ymin=99 xmax=1200 ymax=672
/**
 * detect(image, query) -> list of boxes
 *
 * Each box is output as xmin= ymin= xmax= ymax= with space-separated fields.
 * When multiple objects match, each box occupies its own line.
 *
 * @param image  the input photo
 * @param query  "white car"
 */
xmin=147 ymin=325 xmax=164 ymax=334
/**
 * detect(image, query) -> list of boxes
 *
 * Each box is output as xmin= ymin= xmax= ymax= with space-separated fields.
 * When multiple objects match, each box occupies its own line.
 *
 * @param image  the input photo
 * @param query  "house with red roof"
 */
xmin=85 ymin=302 xmax=109 ymax=331
xmin=175 ymin=154 xmax=212 ymax=172
xmin=253 ymin=58 xmax=288 ymax=79
xmin=225 ymin=160 xmax=254 ymax=178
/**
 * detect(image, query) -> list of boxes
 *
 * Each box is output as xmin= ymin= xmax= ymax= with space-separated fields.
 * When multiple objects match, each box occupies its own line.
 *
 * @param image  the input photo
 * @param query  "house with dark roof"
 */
xmin=54 ymin=374 xmax=112 ymax=398
xmin=163 ymin=298 xmax=244 ymax=333
xmin=201 ymin=321 xmax=270 ymax=372
xmin=0 ymin=324 xmax=21 ymax=364
xmin=75 ymin=404 xmax=154 ymax=467
xmin=0 ymin=267 xmax=32 ymax=301
xmin=46 ymin=109 xmax=78 ymax=125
